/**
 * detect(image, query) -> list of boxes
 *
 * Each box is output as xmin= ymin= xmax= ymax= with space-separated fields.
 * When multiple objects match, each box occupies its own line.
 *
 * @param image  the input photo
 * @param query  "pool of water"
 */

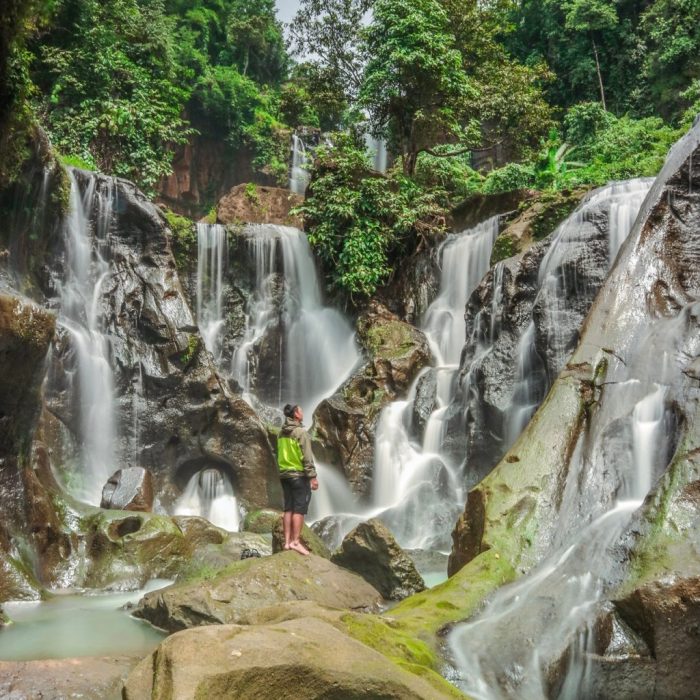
xmin=0 ymin=580 xmax=169 ymax=661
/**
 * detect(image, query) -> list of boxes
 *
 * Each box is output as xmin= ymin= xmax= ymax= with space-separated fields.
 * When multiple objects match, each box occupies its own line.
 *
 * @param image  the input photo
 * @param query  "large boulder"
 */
xmin=100 ymin=467 xmax=154 ymax=512
xmin=77 ymin=511 xmax=270 ymax=590
xmin=313 ymin=301 xmax=433 ymax=497
xmin=132 ymin=551 xmax=381 ymax=632
xmin=123 ymin=617 xmax=461 ymax=700
xmin=331 ymin=518 xmax=426 ymax=600
xmin=216 ymin=183 xmax=302 ymax=227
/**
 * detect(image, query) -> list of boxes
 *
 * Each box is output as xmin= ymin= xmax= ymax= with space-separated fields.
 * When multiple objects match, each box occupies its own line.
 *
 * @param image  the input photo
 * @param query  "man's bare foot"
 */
xmin=289 ymin=541 xmax=310 ymax=555
xmin=283 ymin=543 xmax=291 ymax=550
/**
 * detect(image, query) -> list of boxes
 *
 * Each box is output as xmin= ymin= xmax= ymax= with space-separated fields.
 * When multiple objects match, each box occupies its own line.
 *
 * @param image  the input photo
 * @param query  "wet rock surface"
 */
xmin=132 ymin=551 xmax=381 ymax=632
xmin=100 ymin=467 xmax=154 ymax=512
xmin=77 ymin=511 xmax=270 ymax=590
xmin=313 ymin=301 xmax=433 ymax=497
xmin=39 ymin=172 xmax=279 ymax=512
xmin=123 ymin=616 xmax=458 ymax=700
xmin=331 ymin=518 xmax=426 ymax=600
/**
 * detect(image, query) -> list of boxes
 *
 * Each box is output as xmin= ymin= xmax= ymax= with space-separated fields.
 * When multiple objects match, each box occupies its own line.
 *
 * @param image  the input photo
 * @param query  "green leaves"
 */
xmin=296 ymin=133 xmax=445 ymax=298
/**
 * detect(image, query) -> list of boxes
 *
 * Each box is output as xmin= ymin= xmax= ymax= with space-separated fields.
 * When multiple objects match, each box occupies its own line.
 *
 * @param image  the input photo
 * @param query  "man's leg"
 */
xmin=290 ymin=512 xmax=309 ymax=555
xmin=283 ymin=510 xmax=293 ymax=550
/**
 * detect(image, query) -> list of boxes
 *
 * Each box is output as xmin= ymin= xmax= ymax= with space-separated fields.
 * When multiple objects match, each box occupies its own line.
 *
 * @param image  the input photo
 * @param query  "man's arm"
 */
xmin=295 ymin=428 xmax=317 ymax=479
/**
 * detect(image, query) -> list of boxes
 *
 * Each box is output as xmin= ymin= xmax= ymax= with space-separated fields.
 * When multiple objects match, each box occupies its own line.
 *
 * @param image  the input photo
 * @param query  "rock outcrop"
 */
xmin=132 ymin=552 xmax=381 ymax=632
xmin=313 ymin=301 xmax=433 ymax=497
xmin=100 ymin=467 xmax=154 ymax=512
xmin=123 ymin=616 xmax=461 ymax=700
xmin=331 ymin=518 xmax=426 ymax=600
xmin=38 ymin=171 xmax=279 ymax=512
xmin=216 ymin=183 xmax=302 ymax=227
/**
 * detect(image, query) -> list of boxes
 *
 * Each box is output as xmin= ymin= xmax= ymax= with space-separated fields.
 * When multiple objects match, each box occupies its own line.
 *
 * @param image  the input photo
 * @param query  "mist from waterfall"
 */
xmin=51 ymin=170 xmax=117 ymax=505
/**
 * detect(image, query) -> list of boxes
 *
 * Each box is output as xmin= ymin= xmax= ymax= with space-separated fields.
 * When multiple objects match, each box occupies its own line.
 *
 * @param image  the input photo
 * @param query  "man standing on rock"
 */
xmin=278 ymin=404 xmax=319 ymax=555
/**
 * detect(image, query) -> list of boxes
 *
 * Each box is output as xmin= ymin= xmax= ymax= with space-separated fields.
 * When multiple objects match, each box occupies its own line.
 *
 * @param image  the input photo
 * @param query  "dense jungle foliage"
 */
xmin=2 ymin=0 xmax=699 ymax=295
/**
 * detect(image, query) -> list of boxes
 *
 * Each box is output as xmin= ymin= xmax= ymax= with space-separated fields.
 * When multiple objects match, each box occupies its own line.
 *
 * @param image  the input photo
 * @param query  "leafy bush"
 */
xmin=414 ymin=152 xmax=484 ymax=205
xmin=296 ymin=133 xmax=446 ymax=297
xmin=482 ymin=163 xmax=536 ymax=194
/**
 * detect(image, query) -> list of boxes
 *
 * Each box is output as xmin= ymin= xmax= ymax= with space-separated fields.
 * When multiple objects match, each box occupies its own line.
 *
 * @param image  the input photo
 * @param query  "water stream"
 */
xmin=49 ymin=170 xmax=118 ymax=505
xmin=289 ymin=134 xmax=310 ymax=195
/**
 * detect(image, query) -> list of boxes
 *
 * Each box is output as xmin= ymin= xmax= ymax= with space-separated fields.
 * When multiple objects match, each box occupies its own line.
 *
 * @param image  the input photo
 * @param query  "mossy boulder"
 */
xmin=271 ymin=516 xmax=330 ymax=558
xmin=313 ymin=301 xmax=433 ymax=496
xmin=132 ymin=552 xmax=381 ymax=633
xmin=242 ymin=508 xmax=281 ymax=534
xmin=123 ymin=616 xmax=462 ymax=700
xmin=78 ymin=511 xmax=270 ymax=590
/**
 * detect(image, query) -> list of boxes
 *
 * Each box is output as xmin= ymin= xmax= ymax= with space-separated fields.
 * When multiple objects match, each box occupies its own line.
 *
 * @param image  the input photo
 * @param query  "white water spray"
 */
xmin=196 ymin=223 xmax=228 ymax=360
xmin=289 ymin=134 xmax=310 ymax=195
xmin=174 ymin=468 xmax=240 ymax=532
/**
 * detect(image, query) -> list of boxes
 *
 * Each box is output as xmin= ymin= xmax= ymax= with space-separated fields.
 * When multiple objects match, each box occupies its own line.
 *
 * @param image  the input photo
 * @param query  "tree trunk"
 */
xmin=592 ymin=36 xmax=607 ymax=111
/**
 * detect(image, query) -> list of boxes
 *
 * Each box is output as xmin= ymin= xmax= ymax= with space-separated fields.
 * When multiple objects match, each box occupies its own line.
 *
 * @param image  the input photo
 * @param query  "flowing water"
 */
xmin=230 ymin=224 xmax=359 ymax=417
xmin=447 ymin=185 xmax=691 ymax=699
xmin=49 ymin=170 xmax=118 ymax=505
xmin=289 ymin=134 xmax=310 ymax=195
xmin=196 ymin=223 xmax=228 ymax=360
xmin=174 ymin=468 xmax=241 ymax=532
xmin=504 ymin=178 xmax=653 ymax=445
xmin=309 ymin=217 xmax=500 ymax=549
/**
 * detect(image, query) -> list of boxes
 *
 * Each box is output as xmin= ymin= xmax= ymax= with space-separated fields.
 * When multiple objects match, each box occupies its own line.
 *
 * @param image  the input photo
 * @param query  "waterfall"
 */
xmin=53 ymin=170 xmax=117 ymax=504
xmin=309 ymin=218 xmax=499 ymax=549
xmin=365 ymin=134 xmax=388 ymax=174
xmin=196 ymin=223 xmax=228 ymax=360
xmin=174 ymin=469 xmax=240 ymax=532
xmin=230 ymin=224 xmax=359 ymax=416
xmin=289 ymin=134 xmax=310 ymax=195
xmin=447 ymin=182 xmax=690 ymax=700
xmin=504 ymin=178 xmax=652 ymax=444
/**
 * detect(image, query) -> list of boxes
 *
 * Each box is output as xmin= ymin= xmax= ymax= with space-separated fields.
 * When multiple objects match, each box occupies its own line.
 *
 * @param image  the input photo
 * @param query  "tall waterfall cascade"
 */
xmin=49 ymin=170 xmax=118 ymax=505
xmin=310 ymin=217 xmax=501 ymax=549
xmin=196 ymin=223 xmax=228 ymax=361
xmin=503 ymin=178 xmax=653 ymax=445
xmin=447 ymin=177 xmax=688 ymax=699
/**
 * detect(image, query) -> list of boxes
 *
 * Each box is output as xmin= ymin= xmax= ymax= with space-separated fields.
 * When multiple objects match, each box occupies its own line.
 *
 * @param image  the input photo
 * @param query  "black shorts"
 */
xmin=281 ymin=476 xmax=312 ymax=514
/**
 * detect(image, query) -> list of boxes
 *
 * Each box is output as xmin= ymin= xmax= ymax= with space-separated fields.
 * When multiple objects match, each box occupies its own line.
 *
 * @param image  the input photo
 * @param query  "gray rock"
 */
xmin=331 ymin=518 xmax=426 ymax=600
xmin=100 ymin=467 xmax=154 ymax=512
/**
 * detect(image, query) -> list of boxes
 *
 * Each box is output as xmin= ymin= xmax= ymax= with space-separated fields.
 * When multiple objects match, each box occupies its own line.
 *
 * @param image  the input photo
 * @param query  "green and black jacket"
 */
xmin=277 ymin=417 xmax=317 ymax=479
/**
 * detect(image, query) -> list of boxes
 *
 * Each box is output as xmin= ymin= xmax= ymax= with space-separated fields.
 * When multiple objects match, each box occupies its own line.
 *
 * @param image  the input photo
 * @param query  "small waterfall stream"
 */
xmin=289 ymin=134 xmax=310 ymax=195
xmin=51 ymin=170 xmax=118 ymax=504
xmin=174 ymin=468 xmax=240 ymax=532
xmin=196 ymin=223 xmax=228 ymax=360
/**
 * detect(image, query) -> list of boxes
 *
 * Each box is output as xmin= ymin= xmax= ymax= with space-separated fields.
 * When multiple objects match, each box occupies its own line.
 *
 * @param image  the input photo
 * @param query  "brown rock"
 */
xmin=271 ymin=515 xmax=330 ymax=558
xmin=132 ymin=551 xmax=381 ymax=632
xmin=217 ymin=184 xmax=303 ymax=227
xmin=331 ymin=518 xmax=426 ymax=600
xmin=123 ymin=617 xmax=457 ymax=700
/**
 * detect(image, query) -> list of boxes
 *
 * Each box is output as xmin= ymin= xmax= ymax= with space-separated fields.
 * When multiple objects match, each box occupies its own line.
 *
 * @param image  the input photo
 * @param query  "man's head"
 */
xmin=283 ymin=403 xmax=303 ymax=422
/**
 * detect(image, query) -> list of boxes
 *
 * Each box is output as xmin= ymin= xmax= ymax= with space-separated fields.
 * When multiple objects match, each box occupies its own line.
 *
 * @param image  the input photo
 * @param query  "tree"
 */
xmin=360 ymin=0 xmax=477 ymax=176
xmin=226 ymin=0 xmax=287 ymax=84
xmin=563 ymin=0 xmax=618 ymax=110
xmin=289 ymin=0 xmax=372 ymax=100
